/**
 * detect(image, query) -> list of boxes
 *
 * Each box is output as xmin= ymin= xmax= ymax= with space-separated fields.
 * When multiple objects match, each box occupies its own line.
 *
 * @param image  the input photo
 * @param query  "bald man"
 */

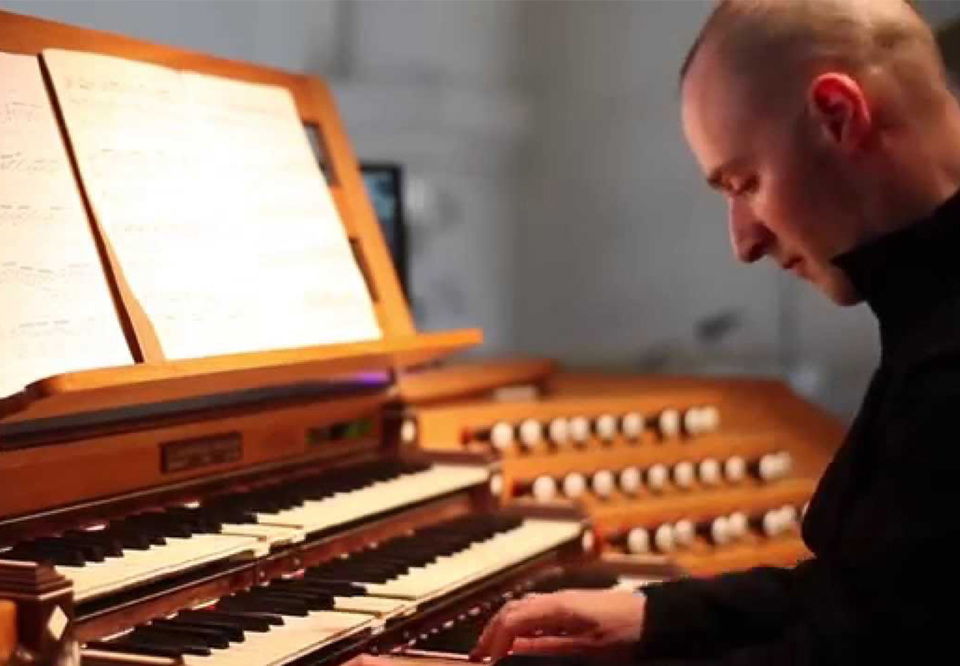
xmin=465 ymin=1 xmax=960 ymax=664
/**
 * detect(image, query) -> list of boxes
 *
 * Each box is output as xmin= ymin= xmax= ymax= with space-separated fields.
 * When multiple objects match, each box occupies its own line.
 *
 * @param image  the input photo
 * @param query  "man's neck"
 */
xmin=870 ymin=102 xmax=960 ymax=238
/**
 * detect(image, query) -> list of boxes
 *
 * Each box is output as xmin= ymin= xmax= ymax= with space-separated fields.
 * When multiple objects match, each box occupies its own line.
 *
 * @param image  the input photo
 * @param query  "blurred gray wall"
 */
xmin=4 ymin=0 xmax=958 ymax=419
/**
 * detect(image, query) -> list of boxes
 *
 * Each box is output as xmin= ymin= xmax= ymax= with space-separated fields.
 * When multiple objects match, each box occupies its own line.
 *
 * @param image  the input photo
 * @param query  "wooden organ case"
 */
xmin=0 ymin=10 xmax=685 ymax=665
xmin=394 ymin=366 xmax=845 ymax=577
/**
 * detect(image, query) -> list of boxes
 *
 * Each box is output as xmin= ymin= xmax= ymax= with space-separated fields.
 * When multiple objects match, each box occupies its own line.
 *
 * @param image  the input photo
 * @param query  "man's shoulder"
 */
xmin=892 ymin=289 xmax=960 ymax=369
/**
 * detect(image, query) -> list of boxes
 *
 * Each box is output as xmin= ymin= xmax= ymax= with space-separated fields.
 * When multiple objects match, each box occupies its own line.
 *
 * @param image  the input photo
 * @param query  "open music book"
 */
xmin=0 ymin=52 xmax=132 ymax=399
xmin=43 ymin=48 xmax=382 ymax=360
xmin=0 ymin=48 xmax=383 ymax=398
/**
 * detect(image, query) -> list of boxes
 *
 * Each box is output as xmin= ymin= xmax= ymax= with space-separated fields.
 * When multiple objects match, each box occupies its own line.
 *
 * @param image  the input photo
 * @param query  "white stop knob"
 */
xmin=674 ymin=519 xmax=696 ymax=548
xmin=591 ymin=470 xmax=616 ymax=498
xmin=595 ymin=414 xmax=617 ymax=441
xmin=728 ymin=511 xmax=748 ymax=540
xmin=562 ymin=473 xmax=587 ymax=499
xmin=673 ymin=461 xmax=696 ymax=490
xmin=761 ymin=510 xmax=782 ymax=537
xmin=654 ymin=524 xmax=676 ymax=553
xmin=659 ymin=409 xmax=681 ymax=438
xmin=490 ymin=422 xmax=515 ymax=451
xmin=698 ymin=458 xmax=722 ymax=486
xmin=627 ymin=528 xmax=650 ymax=554
xmin=518 ymin=419 xmax=543 ymax=449
xmin=647 ymin=464 xmax=669 ymax=492
xmin=619 ymin=466 xmax=642 ymax=495
xmin=725 ymin=456 xmax=746 ymax=483
xmin=489 ymin=473 xmax=504 ymax=497
xmin=569 ymin=416 xmax=591 ymax=443
xmin=400 ymin=418 xmax=418 ymax=444
xmin=710 ymin=516 xmax=731 ymax=546
xmin=683 ymin=408 xmax=702 ymax=435
xmin=621 ymin=412 xmax=645 ymax=440
xmin=547 ymin=418 xmax=569 ymax=446
xmin=531 ymin=476 xmax=558 ymax=502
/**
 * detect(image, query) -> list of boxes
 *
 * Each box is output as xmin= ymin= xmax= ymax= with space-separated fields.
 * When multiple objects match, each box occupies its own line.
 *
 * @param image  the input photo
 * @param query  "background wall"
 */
xmin=4 ymin=0 xmax=959 ymax=420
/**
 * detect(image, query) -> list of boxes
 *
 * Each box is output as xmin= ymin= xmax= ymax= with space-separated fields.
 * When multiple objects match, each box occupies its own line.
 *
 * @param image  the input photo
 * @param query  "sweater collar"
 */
xmin=833 ymin=188 xmax=960 ymax=352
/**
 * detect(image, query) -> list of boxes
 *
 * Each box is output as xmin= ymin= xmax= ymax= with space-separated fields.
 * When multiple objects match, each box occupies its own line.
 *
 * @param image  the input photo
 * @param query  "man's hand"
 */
xmin=470 ymin=589 xmax=646 ymax=662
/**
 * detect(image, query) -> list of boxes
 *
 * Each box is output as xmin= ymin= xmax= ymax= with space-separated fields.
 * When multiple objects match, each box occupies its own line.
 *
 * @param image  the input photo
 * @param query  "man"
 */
xmin=465 ymin=0 xmax=960 ymax=663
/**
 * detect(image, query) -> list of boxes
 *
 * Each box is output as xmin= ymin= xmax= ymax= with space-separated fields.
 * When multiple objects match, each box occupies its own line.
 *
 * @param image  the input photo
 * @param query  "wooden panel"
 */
xmin=0 ymin=330 xmax=481 ymax=425
xmin=0 ymin=394 xmax=384 ymax=523
xmin=395 ymin=358 xmax=558 ymax=405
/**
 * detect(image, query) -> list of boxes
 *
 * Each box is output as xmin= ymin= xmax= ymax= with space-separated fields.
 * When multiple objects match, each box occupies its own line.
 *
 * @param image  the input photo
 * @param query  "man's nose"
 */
xmin=728 ymin=198 xmax=772 ymax=264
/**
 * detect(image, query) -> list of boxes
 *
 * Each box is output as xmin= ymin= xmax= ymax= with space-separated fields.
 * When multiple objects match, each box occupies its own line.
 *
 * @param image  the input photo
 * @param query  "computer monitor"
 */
xmin=360 ymin=163 xmax=409 ymax=298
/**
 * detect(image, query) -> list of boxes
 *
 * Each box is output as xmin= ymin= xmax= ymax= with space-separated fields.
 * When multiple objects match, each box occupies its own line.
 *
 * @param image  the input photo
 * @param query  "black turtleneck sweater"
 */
xmin=634 ymin=191 xmax=960 ymax=665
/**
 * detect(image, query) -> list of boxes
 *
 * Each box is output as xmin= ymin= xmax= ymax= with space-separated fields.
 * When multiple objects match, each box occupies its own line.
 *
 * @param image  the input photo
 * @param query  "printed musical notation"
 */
xmin=0 ymin=52 xmax=133 ymax=399
xmin=43 ymin=49 xmax=382 ymax=360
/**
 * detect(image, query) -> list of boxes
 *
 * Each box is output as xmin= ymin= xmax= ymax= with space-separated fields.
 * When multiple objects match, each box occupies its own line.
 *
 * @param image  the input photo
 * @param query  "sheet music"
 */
xmin=0 ymin=52 xmax=133 ymax=399
xmin=43 ymin=49 xmax=382 ymax=360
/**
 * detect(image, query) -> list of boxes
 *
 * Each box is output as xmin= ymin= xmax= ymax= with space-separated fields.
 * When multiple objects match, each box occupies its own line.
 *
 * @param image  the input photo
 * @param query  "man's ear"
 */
xmin=807 ymin=73 xmax=872 ymax=151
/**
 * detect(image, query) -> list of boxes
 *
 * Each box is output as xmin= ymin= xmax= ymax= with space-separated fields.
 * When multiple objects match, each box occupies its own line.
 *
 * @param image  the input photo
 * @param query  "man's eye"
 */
xmin=731 ymin=177 xmax=758 ymax=196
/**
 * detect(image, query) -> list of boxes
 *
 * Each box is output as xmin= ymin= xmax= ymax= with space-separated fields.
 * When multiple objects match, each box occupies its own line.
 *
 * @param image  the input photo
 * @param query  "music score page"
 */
xmin=43 ymin=48 xmax=382 ymax=360
xmin=0 ymin=52 xmax=132 ymax=399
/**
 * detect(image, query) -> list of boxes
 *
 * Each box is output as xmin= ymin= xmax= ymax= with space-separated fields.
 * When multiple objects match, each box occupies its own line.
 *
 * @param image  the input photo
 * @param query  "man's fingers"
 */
xmin=511 ymin=636 xmax=595 ymax=655
xmin=471 ymin=594 xmax=593 ymax=662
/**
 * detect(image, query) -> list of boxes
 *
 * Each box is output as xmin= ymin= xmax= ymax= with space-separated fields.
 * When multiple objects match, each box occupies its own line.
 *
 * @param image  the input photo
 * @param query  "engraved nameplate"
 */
xmin=161 ymin=432 xmax=242 ymax=473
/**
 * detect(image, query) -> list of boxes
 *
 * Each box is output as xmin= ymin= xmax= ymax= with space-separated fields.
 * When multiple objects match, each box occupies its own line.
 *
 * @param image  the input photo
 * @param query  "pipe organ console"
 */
xmin=393 ymin=373 xmax=844 ymax=577
xmin=0 ymin=10 xmax=684 ymax=665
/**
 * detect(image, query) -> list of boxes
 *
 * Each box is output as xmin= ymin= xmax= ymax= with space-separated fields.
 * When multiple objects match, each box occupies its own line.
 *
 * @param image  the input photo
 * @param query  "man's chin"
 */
xmin=818 ymin=280 xmax=863 ymax=306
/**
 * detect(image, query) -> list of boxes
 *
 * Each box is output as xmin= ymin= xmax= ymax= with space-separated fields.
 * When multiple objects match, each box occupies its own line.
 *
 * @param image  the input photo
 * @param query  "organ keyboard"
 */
xmin=2 ymin=460 xmax=490 ymax=604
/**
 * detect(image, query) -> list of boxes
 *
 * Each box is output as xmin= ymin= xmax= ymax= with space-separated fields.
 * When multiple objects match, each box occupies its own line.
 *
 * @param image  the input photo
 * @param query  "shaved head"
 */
xmin=682 ymin=0 xmax=948 ymax=118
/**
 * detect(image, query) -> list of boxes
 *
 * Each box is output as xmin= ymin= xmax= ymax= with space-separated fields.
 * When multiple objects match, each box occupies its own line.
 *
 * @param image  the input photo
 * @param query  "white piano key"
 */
xmin=218 ymin=523 xmax=305 ymax=547
xmin=58 ymin=534 xmax=262 ymax=602
xmin=180 ymin=611 xmax=372 ymax=666
xmin=360 ymin=519 xmax=582 ymax=601
xmin=254 ymin=465 xmax=489 ymax=534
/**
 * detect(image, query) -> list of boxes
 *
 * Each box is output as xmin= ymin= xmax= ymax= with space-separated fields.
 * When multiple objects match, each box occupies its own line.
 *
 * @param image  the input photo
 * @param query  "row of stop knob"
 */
xmin=613 ymin=504 xmax=807 ymax=555
xmin=467 ymin=406 xmax=721 ymax=451
xmin=513 ymin=451 xmax=794 ymax=501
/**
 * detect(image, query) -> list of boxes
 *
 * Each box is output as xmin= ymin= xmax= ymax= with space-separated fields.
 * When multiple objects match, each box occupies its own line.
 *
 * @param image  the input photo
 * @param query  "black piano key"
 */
xmin=218 ymin=594 xmax=309 ymax=617
xmin=268 ymin=579 xmax=365 ymax=597
xmin=8 ymin=542 xmax=88 ymax=567
xmin=162 ymin=507 xmax=223 ymax=534
xmin=149 ymin=618 xmax=243 ymax=648
xmin=107 ymin=526 xmax=164 ymax=548
xmin=261 ymin=585 xmax=336 ymax=610
xmin=287 ymin=580 xmax=367 ymax=597
xmin=119 ymin=513 xmax=195 ymax=539
xmin=86 ymin=639 xmax=184 ymax=659
xmin=161 ymin=615 xmax=245 ymax=642
xmin=176 ymin=609 xmax=275 ymax=632
xmin=243 ymin=588 xmax=328 ymax=612
xmin=33 ymin=536 xmax=107 ymax=562
xmin=62 ymin=531 xmax=125 ymax=558
xmin=126 ymin=627 xmax=213 ymax=656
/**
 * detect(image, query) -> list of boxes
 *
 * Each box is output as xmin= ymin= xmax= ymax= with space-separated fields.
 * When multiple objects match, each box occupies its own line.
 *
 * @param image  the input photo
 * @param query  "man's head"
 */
xmin=681 ymin=0 xmax=960 ymax=305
